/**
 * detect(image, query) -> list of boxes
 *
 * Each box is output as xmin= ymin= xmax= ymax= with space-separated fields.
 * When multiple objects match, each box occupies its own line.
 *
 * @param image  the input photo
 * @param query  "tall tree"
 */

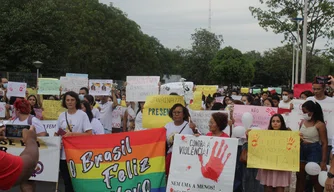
xmin=249 ymin=0 xmax=334 ymax=56
xmin=182 ymin=29 xmax=223 ymax=84
xmin=209 ymin=46 xmax=255 ymax=86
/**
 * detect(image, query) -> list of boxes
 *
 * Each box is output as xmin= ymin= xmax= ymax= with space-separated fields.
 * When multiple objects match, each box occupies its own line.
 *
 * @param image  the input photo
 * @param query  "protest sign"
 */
xmin=167 ymin=135 xmax=238 ymax=192
xmin=60 ymin=76 xmax=88 ymax=94
xmin=160 ymin=82 xmax=194 ymax=104
xmin=42 ymin=100 xmax=66 ymax=120
xmin=7 ymin=82 xmax=27 ymax=98
xmin=195 ymin=85 xmax=218 ymax=97
xmin=126 ymin=76 xmax=160 ymax=101
xmin=247 ymin=130 xmax=300 ymax=171
xmin=88 ymin=79 xmax=113 ymax=96
xmin=189 ymin=110 xmax=230 ymax=135
xmin=63 ymin=128 xmax=166 ymax=192
xmin=0 ymin=137 xmax=61 ymax=182
xmin=142 ymin=95 xmax=185 ymax=128
xmin=38 ymin=78 xmax=60 ymax=95
xmin=233 ymin=105 xmax=277 ymax=129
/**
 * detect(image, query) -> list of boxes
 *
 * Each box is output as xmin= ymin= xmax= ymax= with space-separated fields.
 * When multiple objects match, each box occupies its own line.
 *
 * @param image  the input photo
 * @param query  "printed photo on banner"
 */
xmin=126 ymin=76 xmax=160 ymax=102
xmin=37 ymin=78 xmax=60 ymax=95
xmin=247 ymin=130 xmax=300 ymax=171
xmin=6 ymin=82 xmax=27 ymax=98
xmin=233 ymin=105 xmax=277 ymax=129
xmin=167 ymin=135 xmax=238 ymax=192
xmin=88 ymin=79 xmax=113 ymax=96
xmin=0 ymin=137 xmax=61 ymax=182
xmin=142 ymin=95 xmax=185 ymax=128
xmin=189 ymin=110 xmax=230 ymax=135
xmin=63 ymin=128 xmax=166 ymax=192
xmin=60 ymin=76 xmax=88 ymax=94
xmin=160 ymin=82 xmax=194 ymax=104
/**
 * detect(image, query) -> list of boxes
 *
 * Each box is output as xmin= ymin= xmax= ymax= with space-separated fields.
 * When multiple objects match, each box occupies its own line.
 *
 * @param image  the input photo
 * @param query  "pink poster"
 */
xmin=233 ymin=105 xmax=278 ymax=129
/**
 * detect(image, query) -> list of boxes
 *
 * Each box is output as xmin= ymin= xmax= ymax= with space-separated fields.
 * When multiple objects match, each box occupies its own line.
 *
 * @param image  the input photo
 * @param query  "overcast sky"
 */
xmin=99 ymin=0 xmax=327 ymax=53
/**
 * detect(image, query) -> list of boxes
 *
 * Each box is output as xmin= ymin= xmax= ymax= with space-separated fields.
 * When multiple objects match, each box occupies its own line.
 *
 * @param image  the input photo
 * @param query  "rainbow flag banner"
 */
xmin=63 ymin=128 xmax=166 ymax=192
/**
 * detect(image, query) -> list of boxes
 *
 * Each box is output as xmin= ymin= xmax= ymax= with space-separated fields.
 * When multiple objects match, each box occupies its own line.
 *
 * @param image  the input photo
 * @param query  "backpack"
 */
xmin=26 ymin=115 xmax=49 ymax=137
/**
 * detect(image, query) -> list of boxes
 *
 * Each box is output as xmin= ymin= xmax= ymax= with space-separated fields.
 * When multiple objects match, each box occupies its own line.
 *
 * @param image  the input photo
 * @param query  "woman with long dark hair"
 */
xmin=81 ymin=101 xmax=104 ymax=135
xmin=296 ymin=100 xmax=327 ymax=192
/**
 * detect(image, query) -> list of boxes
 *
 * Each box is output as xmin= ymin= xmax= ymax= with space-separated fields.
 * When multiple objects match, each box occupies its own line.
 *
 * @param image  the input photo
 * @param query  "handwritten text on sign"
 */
xmin=189 ymin=110 xmax=230 ymax=135
xmin=142 ymin=95 xmax=185 ymax=128
xmin=167 ymin=135 xmax=238 ymax=192
xmin=247 ymin=130 xmax=300 ymax=171
xmin=233 ymin=105 xmax=277 ymax=129
xmin=126 ymin=76 xmax=160 ymax=102
xmin=38 ymin=78 xmax=60 ymax=95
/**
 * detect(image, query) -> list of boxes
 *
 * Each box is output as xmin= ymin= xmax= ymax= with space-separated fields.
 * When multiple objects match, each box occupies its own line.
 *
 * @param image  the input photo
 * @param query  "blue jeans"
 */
xmin=300 ymin=142 xmax=322 ymax=163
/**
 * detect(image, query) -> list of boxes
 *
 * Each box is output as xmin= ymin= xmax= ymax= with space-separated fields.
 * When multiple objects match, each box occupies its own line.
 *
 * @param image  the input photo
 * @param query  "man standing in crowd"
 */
xmin=0 ymin=126 xmax=39 ymax=190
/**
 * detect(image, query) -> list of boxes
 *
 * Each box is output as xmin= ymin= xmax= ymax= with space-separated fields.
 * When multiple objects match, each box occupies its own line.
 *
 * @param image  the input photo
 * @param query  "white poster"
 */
xmin=1 ymin=137 xmax=61 ymax=182
xmin=88 ymin=79 xmax=113 ymax=96
xmin=285 ymin=99 xmax=334 ymax=142
xmin=41 ymin=120 xmax=58 ymax=136
xmin=189 ymin=110 xmax=230 ymax=135
xmin=160 ymin=82 xmax=194 ymax=104
xmin=167 ymin=135 xmax=238 ymax=192
xmin=6 ymin=82 xmax=27 ymax=98
xmin=126 ymin=76 xmax=160 ymax=101
xmin=0 ymin=102 xmax=6 ymax=118
xmin=60 ymin=76 xmax=88 ymax=94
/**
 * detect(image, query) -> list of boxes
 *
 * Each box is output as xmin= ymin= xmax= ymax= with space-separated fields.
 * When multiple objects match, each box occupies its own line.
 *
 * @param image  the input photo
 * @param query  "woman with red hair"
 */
xmin=12 ymin=98 xmax=47 ymax=136
xmin=11 ymin=98 xmax=47 ymax=192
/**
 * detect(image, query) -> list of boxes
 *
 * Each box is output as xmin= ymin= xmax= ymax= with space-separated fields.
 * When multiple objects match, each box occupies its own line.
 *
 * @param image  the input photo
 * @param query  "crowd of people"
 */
xmin=0 ymin=75 xmax=334 ymax=192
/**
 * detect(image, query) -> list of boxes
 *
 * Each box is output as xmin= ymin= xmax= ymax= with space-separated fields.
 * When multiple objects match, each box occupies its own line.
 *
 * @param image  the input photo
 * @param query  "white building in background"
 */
xmin=162 ymin=74 xmax=182 ymax=84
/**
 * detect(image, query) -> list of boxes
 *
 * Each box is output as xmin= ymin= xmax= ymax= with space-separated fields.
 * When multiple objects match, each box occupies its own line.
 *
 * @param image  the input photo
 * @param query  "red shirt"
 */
xmin=206 ymin=132 xmax=230 ymax=138
xmin=0 ymin=151 xmax=23 ymax=190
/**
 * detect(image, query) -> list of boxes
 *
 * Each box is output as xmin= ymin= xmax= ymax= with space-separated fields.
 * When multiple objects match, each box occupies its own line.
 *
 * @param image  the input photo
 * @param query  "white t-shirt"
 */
xmin=134 ymin=111 xmax=145 ymax=131
xmin=307 ymin=96 xmax=334 ymax=103
xmin=11 ymin=116 xmax=45 ymax=134
xmin=92 ymin=108 xmax=101 ymax=120
xmin=165 ymin=121 xmax=194 ymax=153
xmin=278 ymin=100 xmax=293 ymax=109
xmin=91 ymin=118 xmax=104 ymax=135
xmin=99 ymin=102 xmax=114 ymax=130
xmin=111 ymin=106 xmax=122 ymax=128
xmin=57 ymin=110 xmax=92 ymax=160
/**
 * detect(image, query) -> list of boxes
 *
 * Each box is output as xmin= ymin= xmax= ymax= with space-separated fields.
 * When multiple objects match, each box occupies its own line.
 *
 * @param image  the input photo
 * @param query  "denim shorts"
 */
xmin=300 ymin=142 xmax=322 ymax=163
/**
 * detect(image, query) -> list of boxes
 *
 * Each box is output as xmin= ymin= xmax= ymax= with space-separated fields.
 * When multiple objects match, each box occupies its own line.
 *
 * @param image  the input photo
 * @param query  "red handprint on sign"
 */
xmin=198 ymin=140 xmax=231 ymax=182
xmin=286 ymin=137 xmax=295 ymax=151
xmin=265 ymin=108 xmax=276 ymax=116
xmin=19 ymin=85 xmax=24 ymax=92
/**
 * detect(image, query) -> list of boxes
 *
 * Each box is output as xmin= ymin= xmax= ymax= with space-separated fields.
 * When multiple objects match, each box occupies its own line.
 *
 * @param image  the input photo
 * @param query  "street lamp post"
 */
xmin=301 ymin=0 xmax=308 ymax=84
xmin=33 ymin=61 xmax=43 ymax=85
xmin=291 ymin=18 xmax=303 ymax=85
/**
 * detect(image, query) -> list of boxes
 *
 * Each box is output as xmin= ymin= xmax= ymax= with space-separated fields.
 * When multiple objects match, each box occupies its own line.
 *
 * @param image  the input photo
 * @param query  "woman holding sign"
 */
xmin=255 ymin=114 xmax=292 ymax=192
xmin=296 ymin=100 xmax=327 ymax=192
xmin=165 ymin=103 xmax=198 ymax=179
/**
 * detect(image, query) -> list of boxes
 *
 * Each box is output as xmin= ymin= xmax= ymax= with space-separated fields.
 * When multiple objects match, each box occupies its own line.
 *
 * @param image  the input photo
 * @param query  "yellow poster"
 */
xmin=189 ymin=91 xmax=202 ymax=110
xmin=42 ymin=100 xmax=66 ymax=120
xmin=240 ymin=87 xmax=249 ymax=94
xmin=27 ymin=88 xmax=37 ymax=96
xmin=195 ymin=85 xmax=218 ymax=97
xmin=142 ymin=95 xmax=185 ymax=128
xmin=247 ymin=130 xmax=300 ymax=171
